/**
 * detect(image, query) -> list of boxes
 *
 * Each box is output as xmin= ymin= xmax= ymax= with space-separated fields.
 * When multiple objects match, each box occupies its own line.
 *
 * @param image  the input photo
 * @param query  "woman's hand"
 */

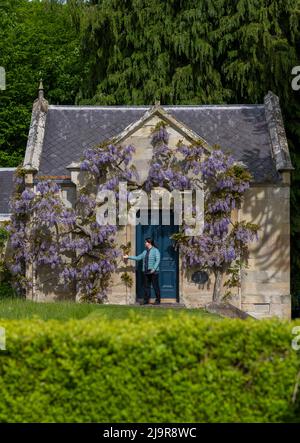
xmin=123 ymin=255 xmax=129 ymax=259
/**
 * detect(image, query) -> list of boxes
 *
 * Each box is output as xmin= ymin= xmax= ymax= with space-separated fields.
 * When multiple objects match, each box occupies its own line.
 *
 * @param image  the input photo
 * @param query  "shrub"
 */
xmin=0 ymin=316 xmax=299 ymax=422
xmin=0 ymin=282 xmax=18 ymax=299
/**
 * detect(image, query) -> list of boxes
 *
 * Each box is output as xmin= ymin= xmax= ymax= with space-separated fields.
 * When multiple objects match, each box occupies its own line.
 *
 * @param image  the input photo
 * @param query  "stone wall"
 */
xmin=178 ymin=184 xmax=291 ymax=319
xmin=239 ymin=185 xmax=291 ymax=319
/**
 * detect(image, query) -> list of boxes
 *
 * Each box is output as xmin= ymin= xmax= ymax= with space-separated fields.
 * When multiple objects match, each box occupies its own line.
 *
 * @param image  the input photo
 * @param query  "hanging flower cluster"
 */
xmin=144 ymin=123 xmax=197 ymax=192
xmin=7 ymin=174 xmax=76 ymax=293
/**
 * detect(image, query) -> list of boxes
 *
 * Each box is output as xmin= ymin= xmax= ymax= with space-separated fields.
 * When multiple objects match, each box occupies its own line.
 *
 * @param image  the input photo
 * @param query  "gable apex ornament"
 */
xmin=38 ymin=79 xmax=44 ymax=100
xmin=111 ymin=101 xmax=211 ymax=153
xmin=33 ymin=79 xmax=48 ymax=113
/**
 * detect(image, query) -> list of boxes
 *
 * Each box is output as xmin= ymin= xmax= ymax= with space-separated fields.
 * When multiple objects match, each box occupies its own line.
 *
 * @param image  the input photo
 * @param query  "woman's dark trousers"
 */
xmin=143 ymin=272 xmax=161 ymax=302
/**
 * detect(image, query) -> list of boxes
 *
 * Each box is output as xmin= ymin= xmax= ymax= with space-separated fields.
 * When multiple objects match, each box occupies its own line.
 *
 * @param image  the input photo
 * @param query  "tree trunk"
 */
xmin=213 ymin=270 xmax=222 ymax=302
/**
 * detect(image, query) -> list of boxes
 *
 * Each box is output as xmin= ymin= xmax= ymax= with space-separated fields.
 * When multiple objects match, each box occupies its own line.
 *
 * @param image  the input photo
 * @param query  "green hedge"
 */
xmin=0 ymin=316 xmax=300 ymax=422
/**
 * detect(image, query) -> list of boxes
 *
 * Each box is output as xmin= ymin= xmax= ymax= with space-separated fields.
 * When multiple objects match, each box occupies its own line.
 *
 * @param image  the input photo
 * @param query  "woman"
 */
xmin=123 ymin=238 xmax=161 ymax=305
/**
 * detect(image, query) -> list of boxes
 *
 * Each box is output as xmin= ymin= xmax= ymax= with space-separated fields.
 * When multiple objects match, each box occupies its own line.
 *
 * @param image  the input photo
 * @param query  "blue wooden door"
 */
xmin=136 ymin=210 xmax=179 ymax=301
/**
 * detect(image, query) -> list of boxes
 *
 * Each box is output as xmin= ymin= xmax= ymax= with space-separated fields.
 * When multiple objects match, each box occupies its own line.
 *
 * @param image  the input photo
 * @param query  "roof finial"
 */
xmin=38 ymin=79 xmax=44 ymax=100
xmin=155 ymin=99 xmax=160 ymax=106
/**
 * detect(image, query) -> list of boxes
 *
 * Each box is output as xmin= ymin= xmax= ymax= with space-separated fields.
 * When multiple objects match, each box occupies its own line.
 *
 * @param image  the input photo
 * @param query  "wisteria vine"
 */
xmin=7 ymin=141 xmax=138 ymax=302
xmin=7 ymin=122 xmax=258 ymax=303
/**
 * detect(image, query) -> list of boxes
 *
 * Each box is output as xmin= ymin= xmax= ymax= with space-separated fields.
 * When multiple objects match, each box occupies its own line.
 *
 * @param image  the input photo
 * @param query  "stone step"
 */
xmin=131 ymin=302 xmax=186 ymax=308
xmin=205 ymin=302 xmax=254 ymax=319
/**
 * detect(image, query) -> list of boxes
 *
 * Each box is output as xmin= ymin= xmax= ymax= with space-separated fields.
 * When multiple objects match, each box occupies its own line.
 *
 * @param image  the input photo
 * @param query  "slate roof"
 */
xmin=0 ymin=168 xmax=16 ymax=216
xmin=1 ymin=90 xmax=291 ymax=218
xmin=37 ymin=104 xmax=281 ymax=183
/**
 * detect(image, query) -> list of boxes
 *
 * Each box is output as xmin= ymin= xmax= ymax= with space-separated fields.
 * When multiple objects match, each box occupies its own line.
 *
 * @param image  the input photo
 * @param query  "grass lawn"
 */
xmin=0 ymin=298 xmax=220 ymax=321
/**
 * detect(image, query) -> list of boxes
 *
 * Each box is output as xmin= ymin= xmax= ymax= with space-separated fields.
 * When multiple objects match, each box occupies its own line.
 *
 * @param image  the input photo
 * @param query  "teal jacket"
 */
xmin=128 ymin=247 xmax=160 ymax=272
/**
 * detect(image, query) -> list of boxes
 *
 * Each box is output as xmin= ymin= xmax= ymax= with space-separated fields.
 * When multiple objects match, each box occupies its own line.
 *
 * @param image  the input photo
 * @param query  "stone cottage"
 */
xmin=0 ymin=83 xmax=294 ymax=318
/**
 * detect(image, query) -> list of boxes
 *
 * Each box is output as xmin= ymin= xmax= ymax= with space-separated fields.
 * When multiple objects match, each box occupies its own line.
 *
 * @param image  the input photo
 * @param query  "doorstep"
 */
xmin=133 ymin=301 xmax=186 ymax=308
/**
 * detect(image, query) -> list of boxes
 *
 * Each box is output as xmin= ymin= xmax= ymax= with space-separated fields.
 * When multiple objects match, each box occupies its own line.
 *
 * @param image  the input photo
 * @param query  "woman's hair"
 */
xmin=145 ymin=238 xmax=155 ymax=247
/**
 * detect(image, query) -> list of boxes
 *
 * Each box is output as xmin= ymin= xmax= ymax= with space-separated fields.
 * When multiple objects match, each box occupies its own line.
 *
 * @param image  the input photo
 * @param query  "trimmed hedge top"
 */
xmin=0 ymin=315 xmax=300 ymax=423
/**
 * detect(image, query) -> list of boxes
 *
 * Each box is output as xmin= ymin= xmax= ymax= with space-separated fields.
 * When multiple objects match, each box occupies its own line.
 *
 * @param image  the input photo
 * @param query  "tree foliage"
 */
xmin=77 ymin=0 xmax=299 ymax=106
xmin=0 ymin=0 xmax=81 ymax=165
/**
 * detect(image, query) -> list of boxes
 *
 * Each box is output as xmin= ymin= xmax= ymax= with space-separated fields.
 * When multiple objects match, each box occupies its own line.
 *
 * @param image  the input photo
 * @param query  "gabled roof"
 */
xmin=0 ymin=168 xmax=16 ymax=219
xmin=112 ymin=101 xmax=211 ymax=152
xmin=23 ymin=90 xmax=293 ymax=183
